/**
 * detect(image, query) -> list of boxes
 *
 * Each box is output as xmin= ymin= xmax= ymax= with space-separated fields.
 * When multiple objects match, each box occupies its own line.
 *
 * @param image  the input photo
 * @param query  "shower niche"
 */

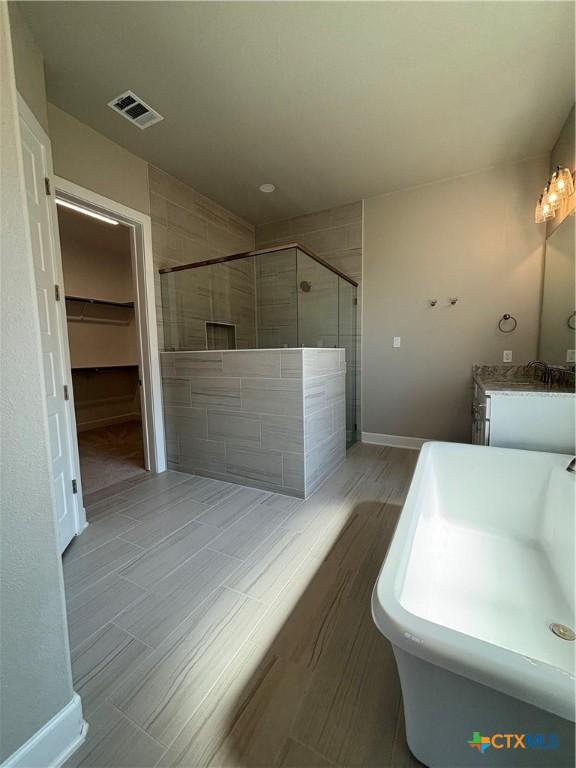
xmin=206 ymin=321 xmax=236 ymax=350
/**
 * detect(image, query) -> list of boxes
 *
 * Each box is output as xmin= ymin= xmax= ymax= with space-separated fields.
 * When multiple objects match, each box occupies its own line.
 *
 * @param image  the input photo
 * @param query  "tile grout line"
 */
xmin=85 ymin=475 xmax=195 ymax=520
xmin=64 ymin=547 xmax=148 ymax=605
xmin=196 ymin=496 xmax=269 ymax=533
xmin=209 ymin=505 xmax=295 ymax=564
xmin=289 ymin=735 xmax=341 ymax=768
xmin=153 ymin=591 xmax=275 ymax=761
xmin=109 ymin=621 xmax=157 ymax=651
xmin=223 ymin=585 xmax=268 ymax=606
xmin=112 ymin=474 xmax=194 ymax=507
xmin=64 ymin=515 xmax=145 ymax=559
xmin=64 ymin=536 xmax=146 ymax=604
xmin=116 ymin=516 xmax=219 ymax=554
xmin=204 ymin=546 xmax=244 ymax=562
xmin=72 ymin=627 xmax=157 ymax=719
xmin=68 ymin=583 xmax=150 ymax=655
xmin=117 ymin=525 xmax=229 ymax=590
xmin=113 ymin=565 xmax=249 ymax=653
xmin=108 ymin=701 xmax=171 ymax=750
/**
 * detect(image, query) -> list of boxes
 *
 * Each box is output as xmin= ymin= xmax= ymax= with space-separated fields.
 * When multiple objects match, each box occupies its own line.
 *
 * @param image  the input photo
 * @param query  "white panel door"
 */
xmin=19 ymin=102 xmax=80 ymax=553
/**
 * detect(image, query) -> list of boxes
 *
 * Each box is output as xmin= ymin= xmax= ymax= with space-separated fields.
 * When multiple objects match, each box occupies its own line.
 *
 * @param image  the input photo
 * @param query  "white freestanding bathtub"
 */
xmin=372 ymin=442 xmax=575 ymax=768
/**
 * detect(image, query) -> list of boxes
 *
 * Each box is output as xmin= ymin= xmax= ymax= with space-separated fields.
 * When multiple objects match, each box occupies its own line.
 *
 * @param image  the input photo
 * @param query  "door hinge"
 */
xmin=55 ymin=284 xmax=61 ymax=301
xmin=72 ymin=479 xmax=78 ymax=494
xmin=44 ymin=177 xmax=51 ymax=196
xmin=63 ymin=384 xmax=69 ymax=401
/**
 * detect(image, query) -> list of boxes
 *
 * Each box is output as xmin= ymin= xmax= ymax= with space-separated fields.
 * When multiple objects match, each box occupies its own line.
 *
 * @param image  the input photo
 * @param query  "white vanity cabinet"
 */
xmin=472 ymin=383 xmax=575 ymax=454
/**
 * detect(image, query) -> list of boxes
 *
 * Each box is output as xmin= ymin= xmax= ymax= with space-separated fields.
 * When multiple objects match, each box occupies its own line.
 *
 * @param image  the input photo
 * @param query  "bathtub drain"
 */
xmin=549 ymin=623 xmax=575 ymax=641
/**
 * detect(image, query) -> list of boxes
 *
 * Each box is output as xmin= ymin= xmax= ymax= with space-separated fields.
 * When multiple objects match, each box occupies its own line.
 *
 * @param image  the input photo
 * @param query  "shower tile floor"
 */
xmin=63 ymin=443 xmax=421 ymax=768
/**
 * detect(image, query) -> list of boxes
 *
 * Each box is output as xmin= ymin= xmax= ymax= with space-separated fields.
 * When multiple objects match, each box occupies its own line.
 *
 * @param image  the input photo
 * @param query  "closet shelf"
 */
xmin=65 ymin=295 xmax=134 ymax=325
xmin=65 ymin=295 xmax=135 ymax=308
xmin=71 ymin=364 xmax=139 ymax=371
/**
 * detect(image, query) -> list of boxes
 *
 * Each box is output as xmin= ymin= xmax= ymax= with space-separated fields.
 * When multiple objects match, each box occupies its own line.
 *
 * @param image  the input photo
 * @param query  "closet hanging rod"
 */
xmin=71 ymin=364 xmax=139 ymax=371
xmin=65 ymin=295 xmax=135 ymax=309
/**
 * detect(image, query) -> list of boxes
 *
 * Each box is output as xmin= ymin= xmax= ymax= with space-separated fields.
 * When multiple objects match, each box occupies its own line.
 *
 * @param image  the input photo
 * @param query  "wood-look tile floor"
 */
xmin=64 ymin=444 xmax=422 ymax=768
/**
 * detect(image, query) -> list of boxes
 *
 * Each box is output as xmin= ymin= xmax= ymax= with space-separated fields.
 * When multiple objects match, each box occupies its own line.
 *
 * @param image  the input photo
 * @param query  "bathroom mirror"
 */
xmin=539 ymin=213 xmax=576 ymax=365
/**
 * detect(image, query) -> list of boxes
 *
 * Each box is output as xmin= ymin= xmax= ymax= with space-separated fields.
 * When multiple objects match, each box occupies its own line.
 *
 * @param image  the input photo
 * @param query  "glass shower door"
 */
xmin=296 ymin=249 xmax=339 ymax=348
xmin=338 ymin=278 xmax=357 ymax=446
xmin=255 ymin=248 xmax=298 ymax=348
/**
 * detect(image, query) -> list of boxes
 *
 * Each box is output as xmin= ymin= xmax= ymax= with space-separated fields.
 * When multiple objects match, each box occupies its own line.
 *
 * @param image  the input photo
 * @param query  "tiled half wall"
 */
xmin=160 ymin=348 xmax=346 ymax=497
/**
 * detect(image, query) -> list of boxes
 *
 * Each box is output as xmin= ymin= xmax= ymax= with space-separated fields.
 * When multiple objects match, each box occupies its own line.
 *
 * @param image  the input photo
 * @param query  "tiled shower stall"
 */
xmin=159 ymin=244 xmax=359 ymax=497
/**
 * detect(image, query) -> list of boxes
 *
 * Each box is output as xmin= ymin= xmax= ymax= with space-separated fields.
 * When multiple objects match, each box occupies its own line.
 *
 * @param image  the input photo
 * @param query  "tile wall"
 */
xmin=303 ymin=349 xmax=347 ymax=495
xmin=255 ymin=248 xmax=298 ymax=348
xmin=148 ymin=165 xmax=255 ymax=350
xmin=161 ymin=349 xmax=345 ymax=497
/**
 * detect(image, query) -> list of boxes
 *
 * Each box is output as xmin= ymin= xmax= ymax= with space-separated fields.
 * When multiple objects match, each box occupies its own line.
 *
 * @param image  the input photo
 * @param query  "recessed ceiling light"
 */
xmin=259 ymin=183 xmax=276 ymax=193
xmin=55 ymin=198 xmax=119 ymax=226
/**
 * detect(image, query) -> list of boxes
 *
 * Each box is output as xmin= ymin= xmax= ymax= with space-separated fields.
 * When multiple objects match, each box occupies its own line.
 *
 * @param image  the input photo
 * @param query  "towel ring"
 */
xmin=498 ymin=313 xmax=517 ymax=333
xmin=568 ymin=311 xmax=576 ymax=331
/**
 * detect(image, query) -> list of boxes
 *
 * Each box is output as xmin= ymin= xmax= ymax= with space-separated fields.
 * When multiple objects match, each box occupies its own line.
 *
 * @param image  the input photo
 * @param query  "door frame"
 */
xmin=54 ymin=176 xmax=167 ymax=485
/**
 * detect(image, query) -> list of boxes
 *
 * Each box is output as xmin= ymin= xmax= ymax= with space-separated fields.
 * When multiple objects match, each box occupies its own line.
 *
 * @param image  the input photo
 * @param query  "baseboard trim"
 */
xmin=2 ymin=694 xmax=87 ymax=768
xmin=361 ymin=432 xmax=429 ymax=450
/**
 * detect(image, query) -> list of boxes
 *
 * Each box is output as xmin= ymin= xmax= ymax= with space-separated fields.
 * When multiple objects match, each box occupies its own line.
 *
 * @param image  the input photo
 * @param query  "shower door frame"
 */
xmin=158 ymin=242 xmax=359 ymax=288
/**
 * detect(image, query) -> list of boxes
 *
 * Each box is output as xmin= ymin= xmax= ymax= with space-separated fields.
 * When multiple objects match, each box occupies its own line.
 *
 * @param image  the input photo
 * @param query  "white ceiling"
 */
xmin=20 ymin=1 xmax=575 ymax=224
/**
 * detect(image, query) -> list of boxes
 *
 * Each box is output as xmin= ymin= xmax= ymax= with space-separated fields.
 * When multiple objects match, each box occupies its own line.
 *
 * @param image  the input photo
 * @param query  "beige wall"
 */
xmin=547 ymin=105 xmax=575 ymax=236
xmin=59 ymin=211 xmax=139 ymax=369
xmin=9 ymin=2 xmax=150 ymax=217
xmin=58 ymin=214 xmax=134 ymax=304
xmin=1 ymin=3 xmax=75 ymax=760
xmin=48 ymin=103 xmax=151 ymax=215
xmin=148 ymin=166 xmax=255 ymax=350
xmin=72 ymin=367 xmax=141 ymax=432
xmin=363 ymin=156 xmax=548 ymax=442
xmin=7 ymin=2 xmax=48 ymax=132
xmin=256 ymin=203 xmax=362 ymax=432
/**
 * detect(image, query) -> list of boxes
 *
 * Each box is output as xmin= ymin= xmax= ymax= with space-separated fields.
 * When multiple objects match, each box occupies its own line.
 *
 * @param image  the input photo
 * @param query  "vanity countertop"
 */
xmin=472 ymin=365 xmax=575 ymax=397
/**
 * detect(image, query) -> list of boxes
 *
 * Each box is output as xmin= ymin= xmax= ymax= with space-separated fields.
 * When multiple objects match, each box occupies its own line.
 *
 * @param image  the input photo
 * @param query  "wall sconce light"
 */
xmin=549 ymin=166 xmax=575 ymax=201
xmin=535 ymin=166 xmax=575 ymax=224
xmin=534 ymin=195 xmax=545 ymax=224
xmin=543 ymin=183 xmax=561 ymax=212
xmin=542 ymin=185 xmax=557 ymax=217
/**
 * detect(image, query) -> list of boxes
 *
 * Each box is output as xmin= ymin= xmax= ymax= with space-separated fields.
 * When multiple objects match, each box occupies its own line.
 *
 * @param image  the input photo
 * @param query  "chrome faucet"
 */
xmin=567 ymin=458 xmax=576 ymax=473
xmin=527 ymin=360 xmax=550 ymax=383
xmin=527 ymin=360 xmax=575 ymax=387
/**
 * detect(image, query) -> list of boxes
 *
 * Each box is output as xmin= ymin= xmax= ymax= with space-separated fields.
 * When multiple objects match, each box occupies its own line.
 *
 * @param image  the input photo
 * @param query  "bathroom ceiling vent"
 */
xmin=107 ymin=90 xmax=164 ymax=130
